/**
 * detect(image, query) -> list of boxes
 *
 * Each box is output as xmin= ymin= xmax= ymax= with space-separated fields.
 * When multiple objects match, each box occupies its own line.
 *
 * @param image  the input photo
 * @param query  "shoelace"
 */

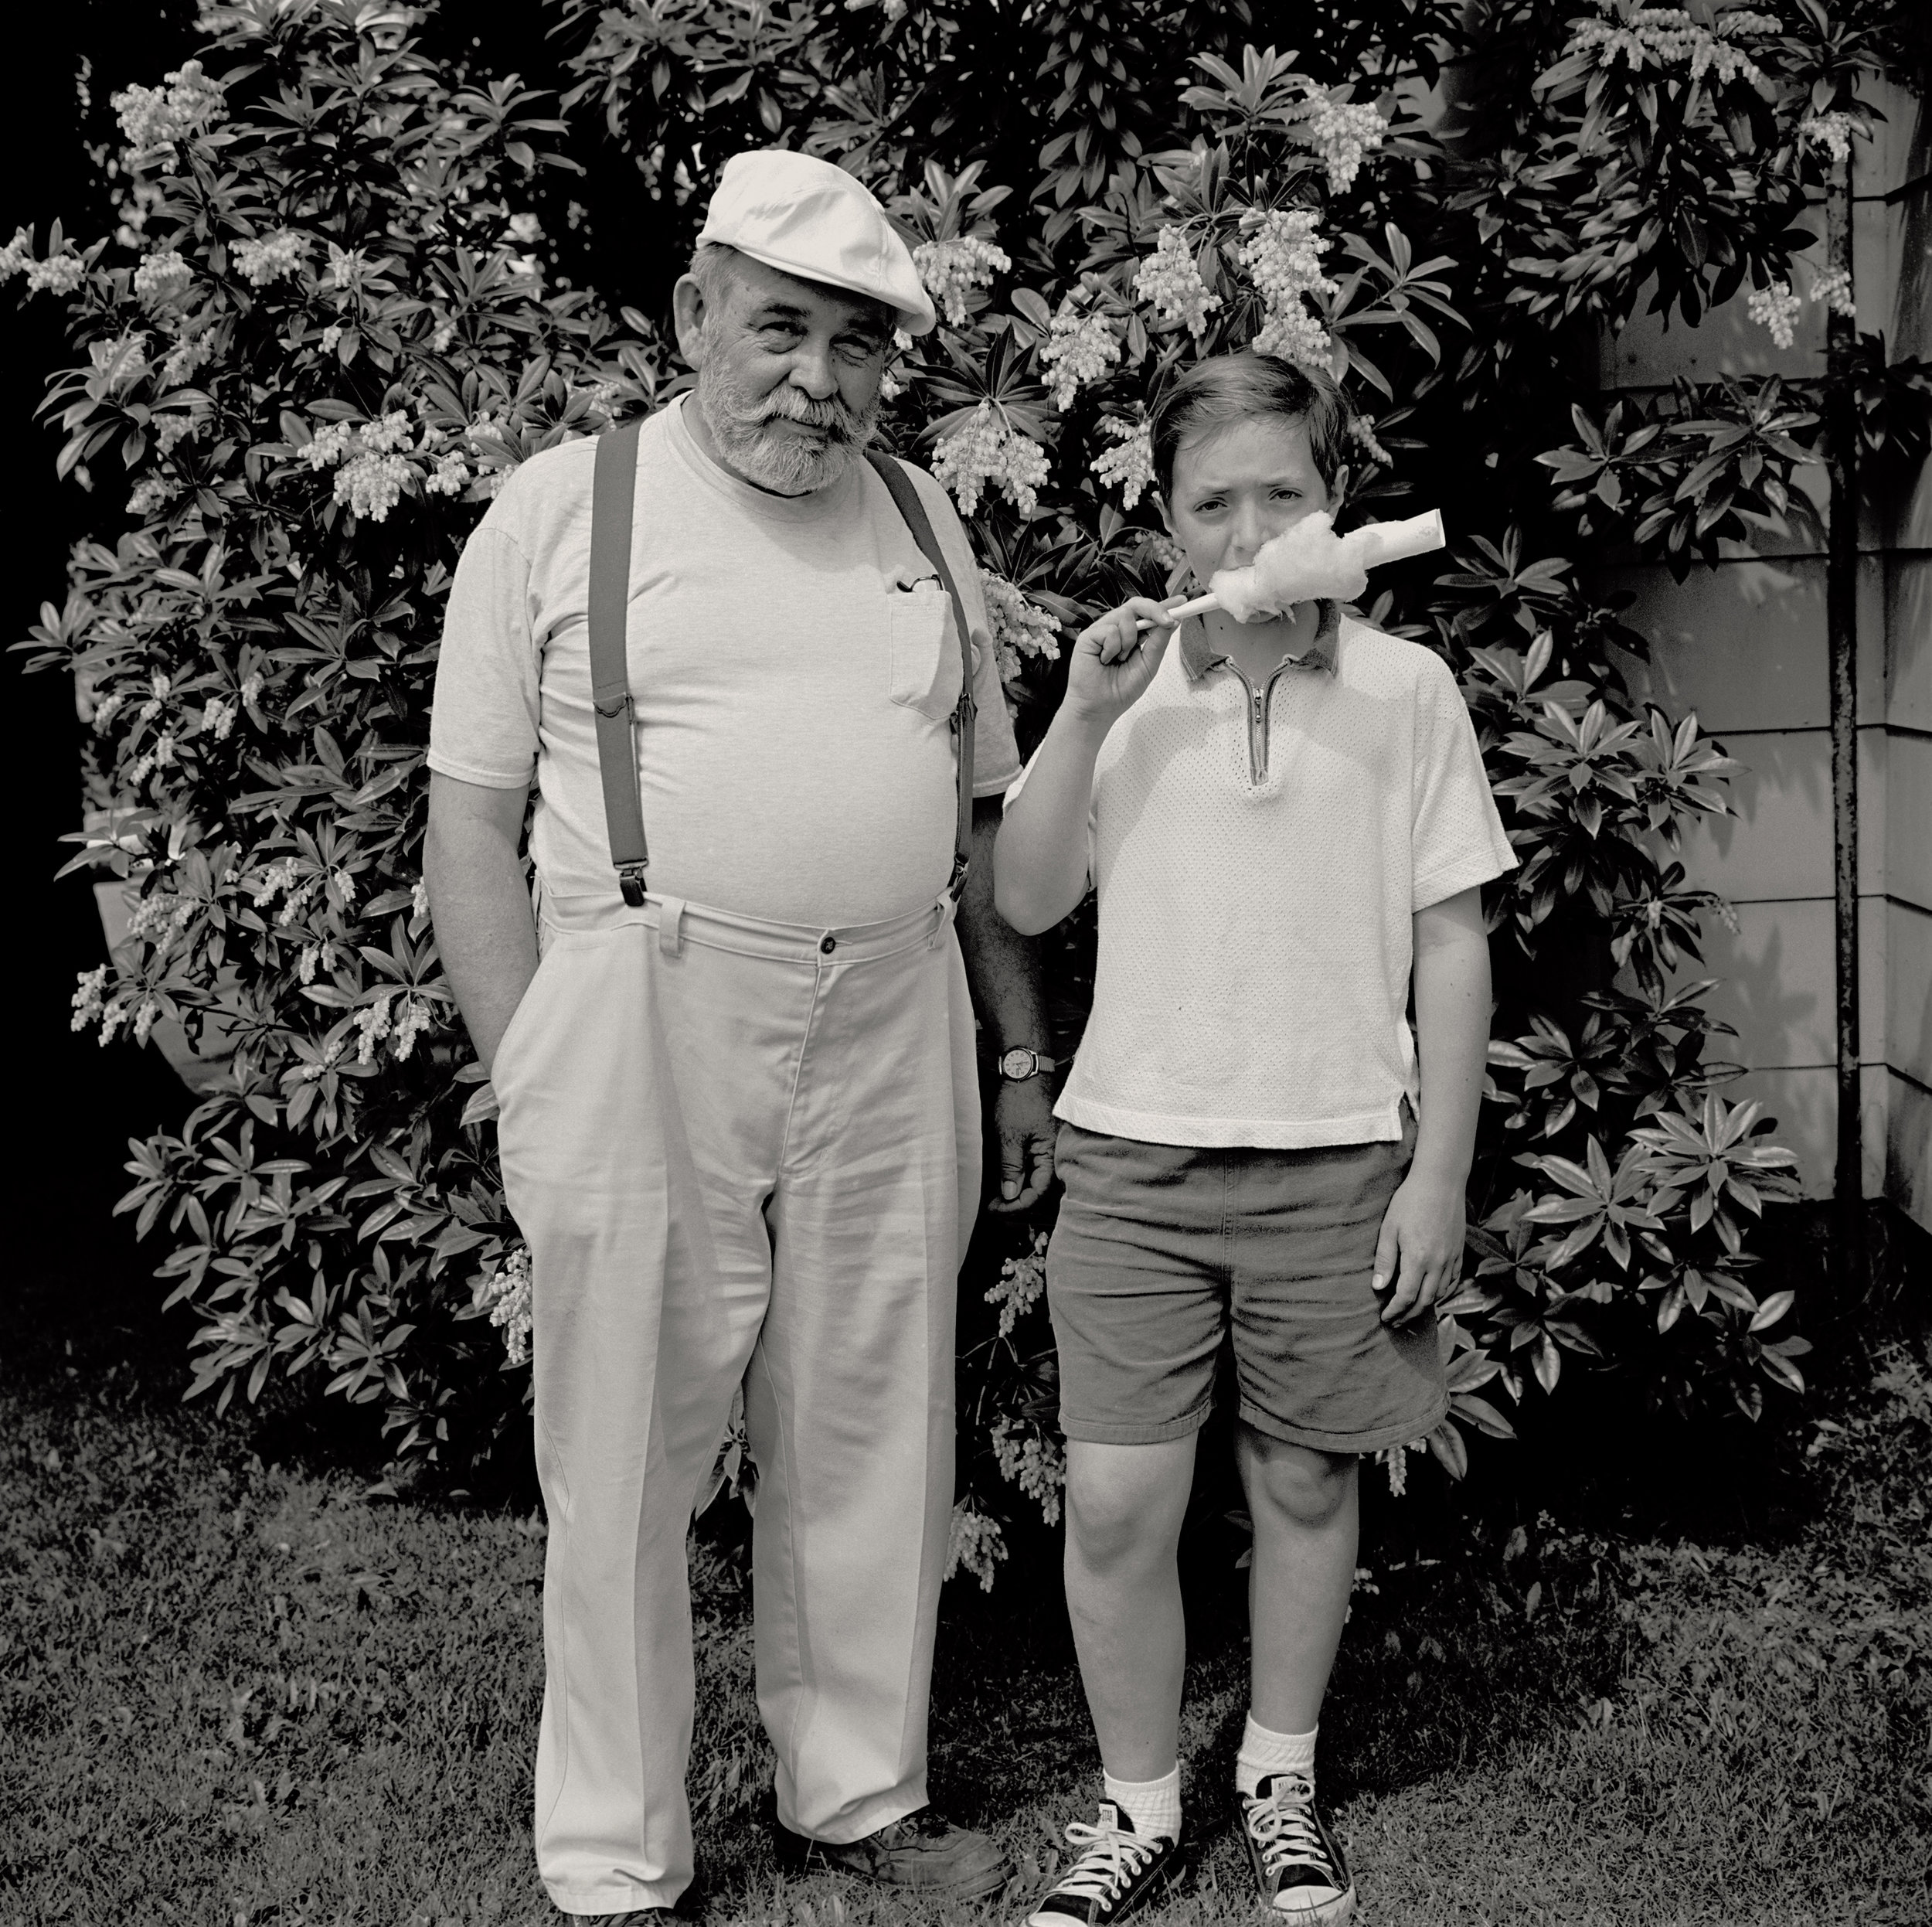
xmin=1049 ymin=1816 xmax=1160 ymax=1900
xmin=1243 ymin=1775 xmax=1334 ymax=1877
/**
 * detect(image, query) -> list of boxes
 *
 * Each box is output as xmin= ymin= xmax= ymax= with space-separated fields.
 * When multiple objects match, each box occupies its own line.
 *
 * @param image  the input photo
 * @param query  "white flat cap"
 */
xmin=697 ymin=148 xmax=937 ymax=336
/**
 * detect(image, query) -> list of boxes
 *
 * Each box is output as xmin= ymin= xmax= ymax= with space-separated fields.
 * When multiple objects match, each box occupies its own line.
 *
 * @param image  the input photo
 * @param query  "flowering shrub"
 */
xmin=16 ymin=0 xmax=657 ymax=1477
xmin=16 ymin=1 xmax=1925 ymax=1556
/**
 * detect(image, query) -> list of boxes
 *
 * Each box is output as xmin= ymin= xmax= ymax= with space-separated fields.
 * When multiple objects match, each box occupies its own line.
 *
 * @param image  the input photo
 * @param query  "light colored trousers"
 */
xmin=492 ymin=884 xmax=981 ymax=1916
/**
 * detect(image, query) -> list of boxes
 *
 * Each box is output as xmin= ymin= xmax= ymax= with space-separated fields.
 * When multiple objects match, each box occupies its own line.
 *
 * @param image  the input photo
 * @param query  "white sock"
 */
xmin=1101 ymin=1764 xmax=1181 ymax=1844
xmin=1236 ymin=1714 xmax=1317 ymax=1798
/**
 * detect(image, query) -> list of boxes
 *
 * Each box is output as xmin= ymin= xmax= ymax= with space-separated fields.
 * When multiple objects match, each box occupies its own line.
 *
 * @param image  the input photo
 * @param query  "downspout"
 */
xmin=1824 ymin=149 xmax=1863 ymax=1290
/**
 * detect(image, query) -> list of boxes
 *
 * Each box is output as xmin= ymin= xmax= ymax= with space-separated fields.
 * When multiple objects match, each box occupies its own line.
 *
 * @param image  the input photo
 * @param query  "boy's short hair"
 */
xmin=1149 ymin=350 xmax=1352 ymax=502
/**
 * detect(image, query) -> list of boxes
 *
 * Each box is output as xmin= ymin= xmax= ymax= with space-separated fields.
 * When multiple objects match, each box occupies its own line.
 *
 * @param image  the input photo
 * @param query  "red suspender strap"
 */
xmin=588 ymin=420 xmax=648 ymax=907
xmin=863 ymin=450 xmax=978 ymax=901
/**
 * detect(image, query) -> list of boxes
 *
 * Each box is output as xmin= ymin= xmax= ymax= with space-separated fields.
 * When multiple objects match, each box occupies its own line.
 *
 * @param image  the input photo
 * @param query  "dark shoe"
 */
xmin=1238 ymin=1772 xmax=1355 ymax=1922
xmin=774 ymin=1806 xmax=1012 ymax=1899
xmin=1026 ymin=1801 xmax=1182 ymax=1925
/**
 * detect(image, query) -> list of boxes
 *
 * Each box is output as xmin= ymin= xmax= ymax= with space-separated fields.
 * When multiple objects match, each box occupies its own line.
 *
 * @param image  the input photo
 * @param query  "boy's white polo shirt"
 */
xmin=1005 ymin=603 xmax=1515 ymax=1149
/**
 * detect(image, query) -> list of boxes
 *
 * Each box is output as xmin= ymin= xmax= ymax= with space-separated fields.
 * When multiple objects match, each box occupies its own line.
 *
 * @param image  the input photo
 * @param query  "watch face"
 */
xmin=1000 ymin=1049 xmax=1032 ymax=1079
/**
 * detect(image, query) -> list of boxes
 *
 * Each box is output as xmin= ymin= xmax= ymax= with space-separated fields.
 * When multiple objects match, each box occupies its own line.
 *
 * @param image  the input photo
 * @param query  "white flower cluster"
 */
xmin=201 ymin=694 xmax=237 ymax=740
xmin=126 ymin=890 xmax=195 ymax=946
xmin=126 ymin=728 xmax=179 ymax=789
xmin=70 ymin=964 xmax=163 ymax=1047
xmin=1040 ymin=299 xmax=1121 ymax=411
xmin=912 ymin=236 xmax=1012 ymax=328
xmin=111 ymin=60 xmax=226 ymax=165
xmin=475 ymin=1245 xmax=534 ymax=1367
xmin=931 ymin=401 xmax=1052 ymax=517
xmin=251 ymin=855 xmax=321 ymax=928
xmin=1140 ymin=529 xmax=1188 ymax=583
xmin=71 ymin=965 xmax=110 ymax=1034
xmin=1566 ymin=7 xmax=1777 ymax=88
xmin=1797 ymin=112 xmax=1855 ymax=165
xmin=991 ymin=1416 xmax=1066 ymax=1527
xmin=1301 ymin=95 xmax=1386 ymax=194
xmin=1349 ymin=412 xmax=1393 ymax=468
xmin=980 ymin=570 xmax=1061 ymax=694
xmin=944 ymin=1500 xmax=1008 ymax=1592
xmin=160 ymin=332 xmax=211 ymax=387
xmin=233 ymin=229 xmax=309 ymax=288
xmin=134 ymin=249 xmax=193 ymax=307
xmin=338 ymin=454 xmax=413 ymax=521
xmin=411 ymin=877 xmax=430 ymax=920
xmin=1239 ymin=209 xmax=1337 ymax=373
xmin=1810 ymin=266 xmax=1854 ymax=318
xmin=1090 ymin=416 xmax=1155 ymax=510
xmin=128 ymin=475 xmax=180 ymax=519
xmin=155 ymin=413 xmax=197 ymax=456
xmin=2 ymin=230 xmax=88 ymax=298
xmin=1132 ymin=225 xmax=1221 ymax=339
xmin=1746 ymin=280 xmax=1802 ymax=349
xmin=306 ymin=410 xmax=427 ymax=523
xmin=1376 ymin=1438 xmax=1427 ymax=1497
xmin=352 ymin=989 xmax=437 ymax=1066
xmin=423 ymin=449 xmax=472 ymax=497
xmin=31 ymin=255 xmax=87 ymax=297
xmin=984 ymin=1228 xmax=1051 ymax=1338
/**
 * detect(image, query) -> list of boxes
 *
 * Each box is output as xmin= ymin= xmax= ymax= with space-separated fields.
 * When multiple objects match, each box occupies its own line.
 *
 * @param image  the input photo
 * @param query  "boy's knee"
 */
xmin=1065 ymin=1441 xmax=1191 ymax=1572
xmin=1246 ymin=1433 xmax=1355 ymax=1528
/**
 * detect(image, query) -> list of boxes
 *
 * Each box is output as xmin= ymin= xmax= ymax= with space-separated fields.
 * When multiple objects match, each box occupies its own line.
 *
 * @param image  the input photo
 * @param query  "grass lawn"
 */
xmin=5 ymin=1273 xmax=1928 ymax=1927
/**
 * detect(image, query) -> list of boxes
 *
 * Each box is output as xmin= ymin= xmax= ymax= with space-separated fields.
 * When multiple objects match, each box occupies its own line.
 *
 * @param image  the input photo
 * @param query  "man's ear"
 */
xmin=1155 ymin=492 xmax=1174 ymax=538
xmin=672 ymin=274 xmax=708 ymax=368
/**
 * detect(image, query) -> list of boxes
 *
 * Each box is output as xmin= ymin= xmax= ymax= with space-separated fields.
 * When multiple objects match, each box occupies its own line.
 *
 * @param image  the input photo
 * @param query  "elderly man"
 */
xmin=423 ymin=152 xmax=1055 ymax=1919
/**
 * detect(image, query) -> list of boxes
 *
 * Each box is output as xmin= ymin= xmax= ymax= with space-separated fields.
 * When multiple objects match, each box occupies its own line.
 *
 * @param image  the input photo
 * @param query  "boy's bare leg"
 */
xmin=1237 ymin=1425 xmax=1359 ymax=1731
xmin=1063 ymin=1436 xmax=1198 ymax=1781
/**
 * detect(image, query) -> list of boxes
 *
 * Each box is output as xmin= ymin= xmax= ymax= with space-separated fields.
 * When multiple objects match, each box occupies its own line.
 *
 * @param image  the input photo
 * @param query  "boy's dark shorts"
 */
xmin=1046 ymin=1108 xmax=1448 ymax=1455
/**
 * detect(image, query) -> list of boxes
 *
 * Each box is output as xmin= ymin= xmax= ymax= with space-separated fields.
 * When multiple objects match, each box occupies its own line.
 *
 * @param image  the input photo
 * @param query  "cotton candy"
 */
xmin=1206 ymin=509 xmax=1445 ymax=624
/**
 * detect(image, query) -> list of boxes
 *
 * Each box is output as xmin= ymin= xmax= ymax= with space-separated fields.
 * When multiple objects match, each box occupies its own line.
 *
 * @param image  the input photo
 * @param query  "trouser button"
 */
xmin=819 ymin=935 xmax=836 ymax=955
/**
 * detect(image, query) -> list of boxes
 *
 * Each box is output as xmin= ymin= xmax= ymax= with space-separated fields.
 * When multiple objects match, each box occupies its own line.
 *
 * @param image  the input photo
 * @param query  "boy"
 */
xmin=994 ymin=351 xmax=1514 ymax=1922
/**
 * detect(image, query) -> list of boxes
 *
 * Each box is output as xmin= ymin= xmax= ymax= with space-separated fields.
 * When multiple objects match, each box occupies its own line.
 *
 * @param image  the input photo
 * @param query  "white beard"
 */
xmin=696 ymin=356 xmax=879 ymax=496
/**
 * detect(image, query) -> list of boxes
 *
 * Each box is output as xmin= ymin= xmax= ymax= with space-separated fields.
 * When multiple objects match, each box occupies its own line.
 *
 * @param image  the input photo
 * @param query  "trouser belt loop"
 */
xmin=656 ymin=896 xmax=686 ymax=958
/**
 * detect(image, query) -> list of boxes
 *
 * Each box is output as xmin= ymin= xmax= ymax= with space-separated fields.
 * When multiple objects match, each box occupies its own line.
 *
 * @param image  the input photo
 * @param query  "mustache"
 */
xmin=751 ymin=387 xmax=868 ymax=441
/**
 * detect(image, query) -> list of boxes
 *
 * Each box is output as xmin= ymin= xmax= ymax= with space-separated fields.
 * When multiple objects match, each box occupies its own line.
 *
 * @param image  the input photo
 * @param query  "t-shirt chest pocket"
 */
xmin=886 ymin=579 xmax=964 ymax=723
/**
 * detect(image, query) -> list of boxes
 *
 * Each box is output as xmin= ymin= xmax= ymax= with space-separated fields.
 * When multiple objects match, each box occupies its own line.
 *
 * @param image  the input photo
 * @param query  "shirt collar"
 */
xmin=1179 ymin=598 xmax=1342 ymax=682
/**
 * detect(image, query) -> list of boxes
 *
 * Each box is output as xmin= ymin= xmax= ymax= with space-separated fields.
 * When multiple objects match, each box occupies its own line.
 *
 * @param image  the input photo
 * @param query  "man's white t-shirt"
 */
xmin=1007 ymin=608 xmax=1517 ymax=1149
xmin=429 ymin=397 xmax=1021 ymax=927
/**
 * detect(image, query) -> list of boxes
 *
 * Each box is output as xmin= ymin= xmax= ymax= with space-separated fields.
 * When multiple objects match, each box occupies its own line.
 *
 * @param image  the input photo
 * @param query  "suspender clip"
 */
xmin=617 ymin=861 xmax=648 ymax=908
xmin=594 ymin=691 xmax=633 ymax=720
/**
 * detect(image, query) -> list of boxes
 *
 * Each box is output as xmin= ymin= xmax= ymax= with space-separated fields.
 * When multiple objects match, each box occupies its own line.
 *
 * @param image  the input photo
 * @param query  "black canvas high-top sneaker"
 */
xmin=1237 ymin=1772 xmax=1355 ymax=1922
xmin=1026 ymin=1800 xmax=1183 ymax=1925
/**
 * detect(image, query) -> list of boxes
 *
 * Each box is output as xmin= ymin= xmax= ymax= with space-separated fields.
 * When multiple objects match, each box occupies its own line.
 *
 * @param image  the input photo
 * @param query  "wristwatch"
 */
xmin=997 ymin=1047 xmax=1056 ymax=1082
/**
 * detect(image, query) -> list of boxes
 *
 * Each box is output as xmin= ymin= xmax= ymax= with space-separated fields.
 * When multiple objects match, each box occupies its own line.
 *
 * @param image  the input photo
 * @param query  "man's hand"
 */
xmin=1371 ymin=1171 xmax=1466 ymax=1324
xmin=986 ymin=1074 xmax=1056 ymax=1214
